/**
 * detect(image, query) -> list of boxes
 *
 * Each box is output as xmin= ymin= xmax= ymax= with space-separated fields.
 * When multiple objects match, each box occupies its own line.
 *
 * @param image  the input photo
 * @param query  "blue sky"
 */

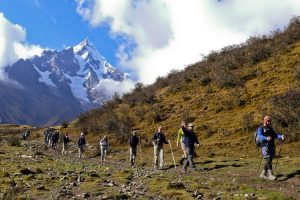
xmin=0 ymin=0 xmax=119 ymax=66
xmin=1 ymin=0 xmax=300 ymax=85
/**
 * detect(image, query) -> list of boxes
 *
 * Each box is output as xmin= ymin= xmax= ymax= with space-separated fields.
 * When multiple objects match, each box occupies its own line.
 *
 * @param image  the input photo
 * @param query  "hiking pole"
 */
xmin=256 ymin=142 xmax=268 ymax=175
xmin=140 ymin=142 xmax=143 ymax=165
xmin=168 ymin=140 xmax=176 ymax=169
xmin=274 ymin=140 xmax=284 ymax=171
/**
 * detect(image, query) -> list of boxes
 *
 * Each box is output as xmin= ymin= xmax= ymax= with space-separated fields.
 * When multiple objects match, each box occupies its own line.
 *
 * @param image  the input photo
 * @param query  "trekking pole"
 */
xmin=274 ymin=140 xmax=284 ymax=171
xmin=256 ymin=142 xmax=268 ymax=175
xmin=140 ymin=142 xmax=143 ymax=165
xmin=168 ymin=140 xmax=176 ymax=169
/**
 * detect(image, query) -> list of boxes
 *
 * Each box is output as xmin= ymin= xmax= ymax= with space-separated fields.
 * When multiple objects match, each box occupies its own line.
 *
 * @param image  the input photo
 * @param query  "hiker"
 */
xmin=182 ymin=123 xmax=200 ymax=172
xmin=44 ymin=127 xmax=50 ymax=145
xmin=77 ymin=133 xmax=86 ymax=158
xmin=22 ymin=130 xmax=30 ymax=140
xmin=51 ymin=130 xmax=59 ymax=150
xmin=257 ymin=115 xmax=284 ymax=180
xmin=48 ymin=130 xmax=53 ymax=147
xmin=152 ymin=126 xmax=169 ymax=170
xmin=129 ymin=131 xmax=139 ymax=167
xmin=100 ymin=135 xmax=109 ymax=162
xmin=177 ymin=121 xmax=187 ymax=164
xmin=62 ymin=133 xmax=70 ymax=155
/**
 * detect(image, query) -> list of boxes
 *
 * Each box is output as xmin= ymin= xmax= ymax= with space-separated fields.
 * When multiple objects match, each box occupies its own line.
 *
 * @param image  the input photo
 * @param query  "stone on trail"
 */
xmin=167 ymin=182 xmax=185 ymax=190
xmin=37 ymin=185 xmax=46 ymax=190
xmin=20 ymin=168 xmax=35 ymax=175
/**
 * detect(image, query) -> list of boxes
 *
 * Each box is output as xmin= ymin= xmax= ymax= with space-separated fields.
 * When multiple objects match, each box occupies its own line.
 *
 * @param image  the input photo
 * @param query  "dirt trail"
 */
xmin=1 ymin=135 xmax=299 ymax=200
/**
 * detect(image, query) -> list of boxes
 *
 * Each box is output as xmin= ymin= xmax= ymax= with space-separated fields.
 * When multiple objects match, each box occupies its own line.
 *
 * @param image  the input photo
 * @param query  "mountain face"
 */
xmin=0 ymin=38 xmax=128 ymax=126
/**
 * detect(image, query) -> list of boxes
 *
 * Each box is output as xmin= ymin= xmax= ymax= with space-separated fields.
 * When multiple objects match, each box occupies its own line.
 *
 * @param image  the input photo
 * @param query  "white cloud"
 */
xmin=96 ymin=78 xmax=136 ymax=97
xmin=0 ymin=12 xmax=43 ymax=80
xmin=78 ymin=0 xmax=300 ymax=84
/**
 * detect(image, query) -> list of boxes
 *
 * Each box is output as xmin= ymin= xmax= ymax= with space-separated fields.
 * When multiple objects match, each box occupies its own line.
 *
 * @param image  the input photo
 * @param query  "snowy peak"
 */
xmin=74 ymin=38 xmax=94 ymax=54
xmin=8 ymin=38 xmax=128 ymax=106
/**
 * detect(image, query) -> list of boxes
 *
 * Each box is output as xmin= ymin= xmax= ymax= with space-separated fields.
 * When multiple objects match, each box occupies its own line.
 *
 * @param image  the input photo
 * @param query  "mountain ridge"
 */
xmin=0 ymin=38 xmax=129 ymax=126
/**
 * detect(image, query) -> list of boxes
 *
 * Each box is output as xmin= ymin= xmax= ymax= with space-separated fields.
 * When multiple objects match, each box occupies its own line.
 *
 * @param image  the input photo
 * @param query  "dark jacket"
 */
xmin=152 ymin=132 xmax=168 ymax=146
xmin=129 ymin=135 xmax=139 ymax=148
xmin=63 ymin=136 xmax=70 ymax=144
xmin=182 ymin=130 xmax=199 ymax=149
xmin=78 ymin=136 xmax=86 ymax=146
xmin=52 ymin=132 xmax=59 ymax=143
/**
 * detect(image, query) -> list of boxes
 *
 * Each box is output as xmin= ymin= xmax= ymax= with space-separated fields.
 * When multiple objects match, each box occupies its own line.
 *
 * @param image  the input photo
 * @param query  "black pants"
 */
xmin=264 ymin=156 xmax=273 ymax=170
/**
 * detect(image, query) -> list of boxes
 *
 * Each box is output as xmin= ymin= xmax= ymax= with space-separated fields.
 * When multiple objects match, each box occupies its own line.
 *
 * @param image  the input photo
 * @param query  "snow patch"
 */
xmin=33 ymin=65 xmax=56 ymax=88
xmin=64 ymin=73 xmax=89 ymax=104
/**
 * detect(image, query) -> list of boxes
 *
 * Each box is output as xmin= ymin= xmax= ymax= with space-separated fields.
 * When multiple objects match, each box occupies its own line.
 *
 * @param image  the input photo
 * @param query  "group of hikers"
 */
xmin=43 ymin=127 xmax=70 ymax=154
xmin=38 ymin=115 xmax=284 ymax=180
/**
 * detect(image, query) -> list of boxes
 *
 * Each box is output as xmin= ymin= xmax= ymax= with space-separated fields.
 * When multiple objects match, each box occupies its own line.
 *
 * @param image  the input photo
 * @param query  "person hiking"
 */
xmin=257 ymin=115 xmax=284 ymax=180
xmin=100 ymin=135 xmax=109 ymax=162
xmin=177 ymin=121 xmax=187 ymax=164
xmin=22 ymin=130 xmax=31 ymax=140
xmin=182 ymin=123 xmax=200 ymax=172
xmin=77 ymin=133 xmax=86 ymax=158
xmin=48 ymin=130 xmax=53 ymax=147
xmin=44 ymin=127 xmax=50 ymax=145
xmin=152 ymin=126 xmax=169 ymax=170
xmin=129 ymin=131 xmax=139 ymax=167
xmin=62 ymin=133 xmax=70 ymax=155
xmin=51 ymin=130 xmax=59 ymax=150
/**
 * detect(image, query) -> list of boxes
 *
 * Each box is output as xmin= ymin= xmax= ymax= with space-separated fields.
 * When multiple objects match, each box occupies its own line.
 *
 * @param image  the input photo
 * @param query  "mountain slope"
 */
xmin=73 ymin=17 xmax=300 ymax=151
xmin=0 ymin=39 xmax=128 ymax=126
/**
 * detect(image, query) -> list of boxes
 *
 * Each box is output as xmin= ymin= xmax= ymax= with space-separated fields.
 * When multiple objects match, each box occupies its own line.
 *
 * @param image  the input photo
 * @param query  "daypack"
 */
xmin=254 ymin=126 xmax=264 ymax=148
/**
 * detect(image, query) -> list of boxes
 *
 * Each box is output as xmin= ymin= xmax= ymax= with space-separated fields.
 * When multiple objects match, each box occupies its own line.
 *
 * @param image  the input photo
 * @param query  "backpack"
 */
xmin=254 ymin=126 xmax=263 ymax=148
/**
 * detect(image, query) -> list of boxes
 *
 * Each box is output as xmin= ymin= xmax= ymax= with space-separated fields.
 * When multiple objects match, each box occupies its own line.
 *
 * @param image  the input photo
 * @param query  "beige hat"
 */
xmin=188 ymin=123 xmax=194 ymax=127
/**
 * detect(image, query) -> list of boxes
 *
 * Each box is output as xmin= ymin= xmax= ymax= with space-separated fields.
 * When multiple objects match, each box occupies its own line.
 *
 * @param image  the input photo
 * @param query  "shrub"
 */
xmin=241 ymin=113 xmax=254 ymax=133
xmin=62 ymin=121 xmax=68 ymax=128
xmin=7 ymin=136 xmax=21 ymax=147
xmin=270 ymin=88 xmax=300 ymax=142
xmin=199 ymin=76 xmax=211 ymax=86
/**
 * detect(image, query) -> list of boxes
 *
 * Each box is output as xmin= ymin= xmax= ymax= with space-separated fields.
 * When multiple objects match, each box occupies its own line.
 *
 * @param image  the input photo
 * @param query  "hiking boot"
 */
xmin=259 ymin=170 xmax=268 ymax=179
xmin=267 ymin=170 xmax=276 ymax=181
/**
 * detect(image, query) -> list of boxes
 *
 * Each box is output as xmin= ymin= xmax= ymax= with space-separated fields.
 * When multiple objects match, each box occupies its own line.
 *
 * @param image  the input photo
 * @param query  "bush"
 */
xmin=7 ymin=136 xmax=21 ymax=147
xmin=241 ymin=113 xmax=254 ymax=133
xmin=199 ymin=76 xmax=211 ymax=86
xmin=62 ymin=121 xmax=68 ymax=128
xmin=270 ymin=88 xmax=300 ymax=142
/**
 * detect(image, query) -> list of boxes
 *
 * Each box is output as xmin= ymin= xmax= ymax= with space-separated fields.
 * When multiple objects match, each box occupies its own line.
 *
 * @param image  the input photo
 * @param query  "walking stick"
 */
xmin=274 ymin=140 xmax=284 ymax=171
xmin=168 ymin=141 xmax=176 ymax=169
xmin=140 ymin=143 xmax=143 ymax=165
xmin=256 ymin=142 xmax=268 ymax=175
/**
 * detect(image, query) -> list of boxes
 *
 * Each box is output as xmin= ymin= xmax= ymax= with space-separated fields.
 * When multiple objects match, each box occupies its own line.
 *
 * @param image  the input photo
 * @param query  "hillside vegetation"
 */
xmin=73 ymin=17 xmax=300 ymax=155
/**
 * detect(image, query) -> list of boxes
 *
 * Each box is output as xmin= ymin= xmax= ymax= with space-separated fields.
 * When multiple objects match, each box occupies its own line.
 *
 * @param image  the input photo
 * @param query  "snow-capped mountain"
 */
xmin=33 ymin=38 xmax=128 ymax=105
xmin=1 ymin=38 xmax=129 ymax=126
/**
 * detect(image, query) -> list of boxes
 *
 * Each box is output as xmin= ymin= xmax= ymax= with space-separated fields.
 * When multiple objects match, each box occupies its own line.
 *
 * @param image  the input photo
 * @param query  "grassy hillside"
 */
xmin=69 ymin=17 xmax=300 ymax=156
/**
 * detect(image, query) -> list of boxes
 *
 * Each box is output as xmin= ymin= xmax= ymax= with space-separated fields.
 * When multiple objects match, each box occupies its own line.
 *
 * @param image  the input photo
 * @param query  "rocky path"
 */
xmin=0 ymin=137 xmax=299 ymax=200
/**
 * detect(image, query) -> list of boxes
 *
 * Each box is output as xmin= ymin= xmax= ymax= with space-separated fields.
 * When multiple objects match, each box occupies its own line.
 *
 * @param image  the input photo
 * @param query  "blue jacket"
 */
xmin=182 ymin=130 xmax=199 ymax=148
xmin=257 ymin=125 xmax=283 ymax=158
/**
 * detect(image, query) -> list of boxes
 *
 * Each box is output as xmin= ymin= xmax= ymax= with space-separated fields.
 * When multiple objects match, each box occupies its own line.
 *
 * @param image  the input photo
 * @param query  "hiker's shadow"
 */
xmin=277 ymin=170 xmax=300 ymax=182
xmin=194 ymin=160 xmax=215 ymax=165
